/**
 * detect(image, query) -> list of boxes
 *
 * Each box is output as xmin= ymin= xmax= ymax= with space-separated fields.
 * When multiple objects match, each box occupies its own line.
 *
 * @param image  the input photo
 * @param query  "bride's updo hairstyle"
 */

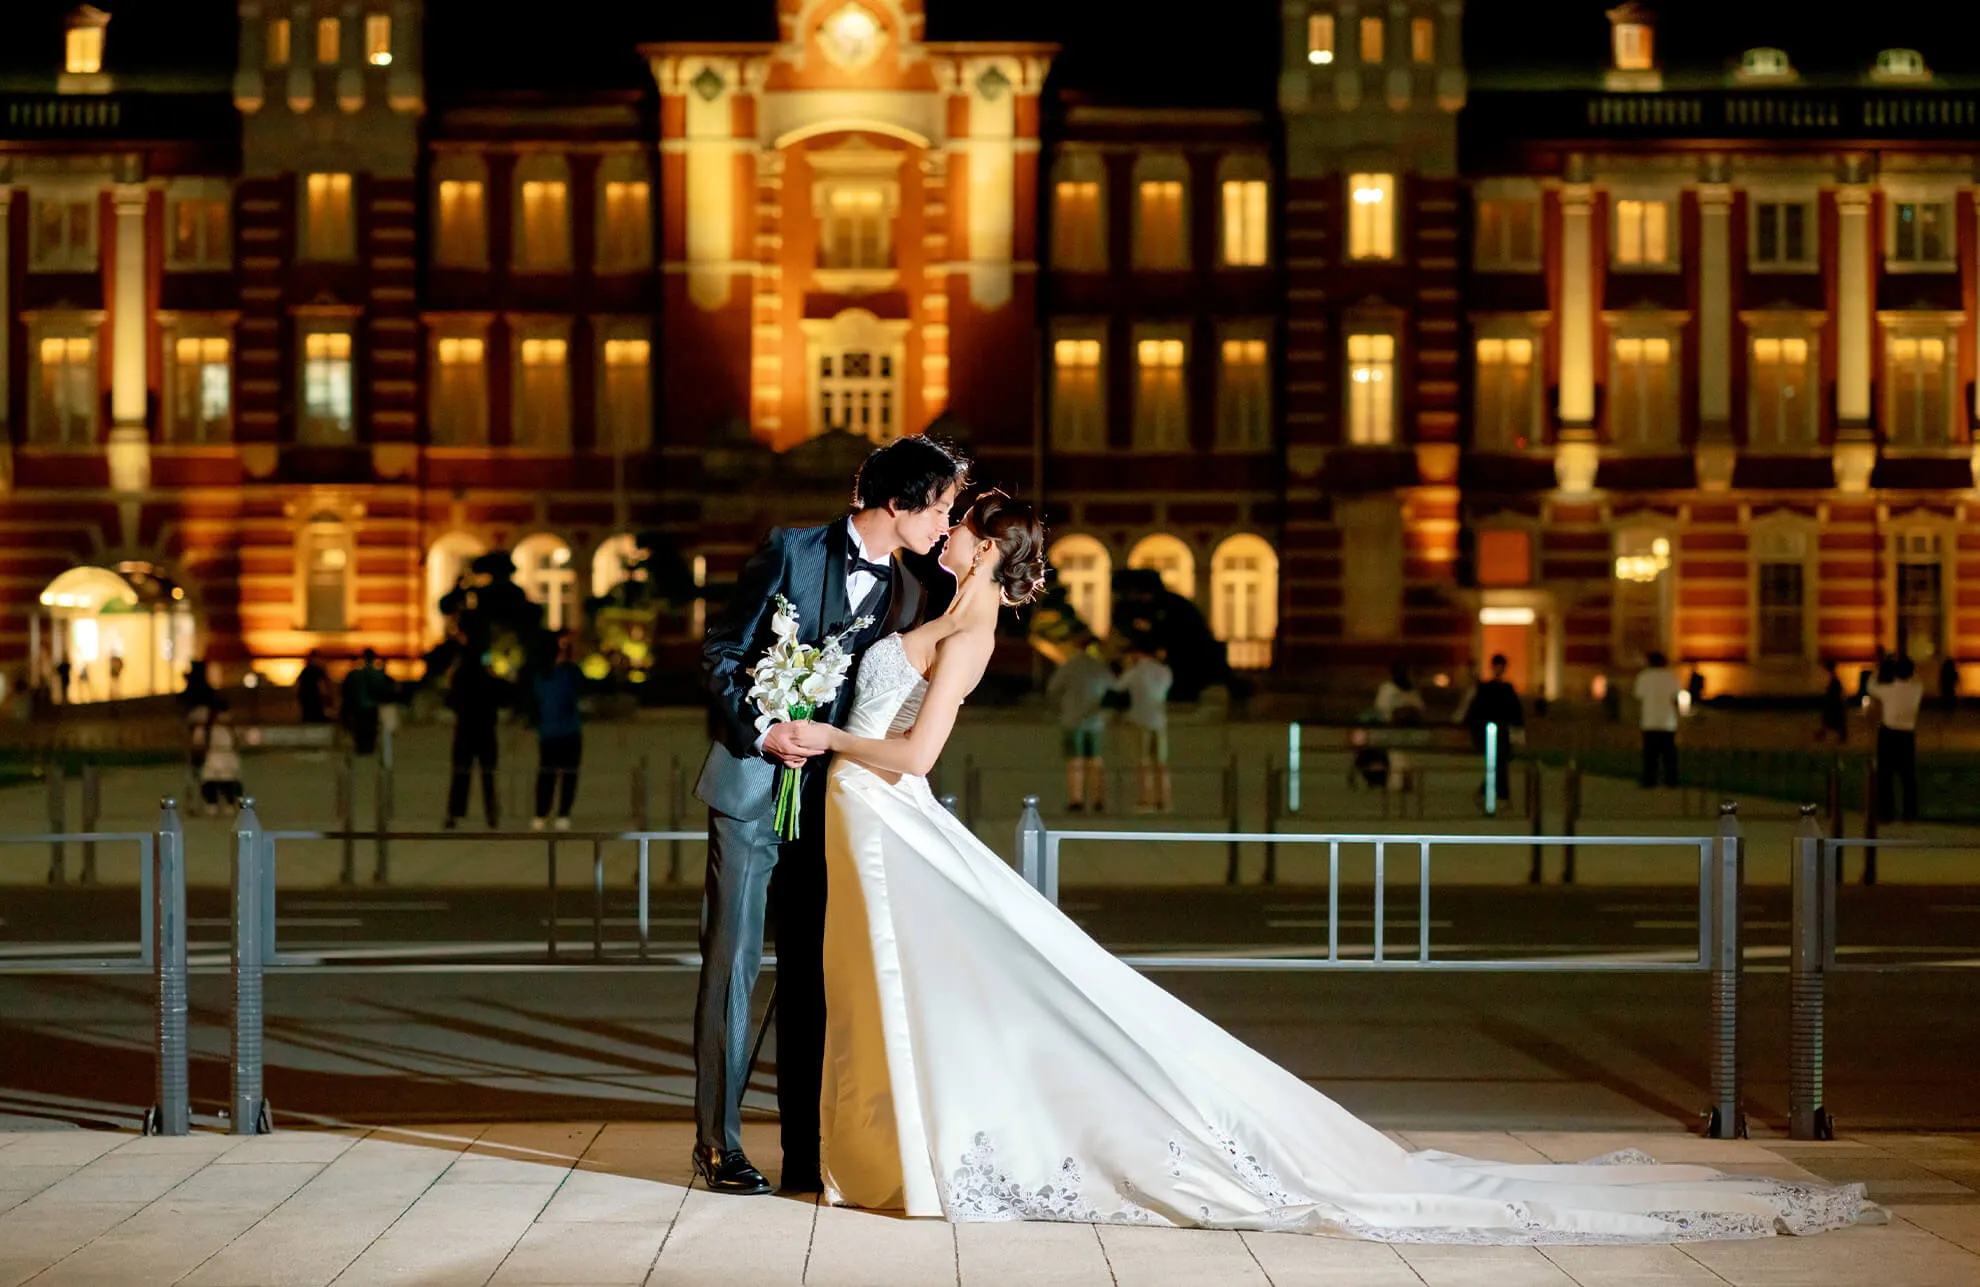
xmin=962 ymin=489 xmax=1048 ymax=606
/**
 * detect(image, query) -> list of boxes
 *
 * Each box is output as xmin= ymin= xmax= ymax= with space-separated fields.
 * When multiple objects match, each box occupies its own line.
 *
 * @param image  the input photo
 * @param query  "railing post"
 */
xmin=80 ymin=763 xmax=100 ymax=884
xmin=632 ymin=752 xmax=650 ymax=830
xmin=146 ymin=797 xmax=189 ymax=1137
xmin=1825 ymin=756 xmax=1845 ymax=862
xmin=45 ymin=761 xmax=66 ymax=885
xmin=1789 ymin=803 xmax=1833 ymax=1141
xmin=372 ymin=750 xmax=392 ymax=885
xmin=1526 ymin=763 xmax=1544 ymax=885
xmin=1223 ymin=754 xmax=1241 ymax=886
xmin=337 ymin=752 xmax=356 ymax=887
xmin=1561 ymin=759 xmax=1581 ymax=885
xmin=1015 ymin=795 xmax=1045 ymax=895
xmin=1263 ymin=765 xmax=1280 ymax=885
xmin=1705 ymin=800 xmax=1745 ymax=1139
xmin=231 ymin=797 xmax=271 ymax=1135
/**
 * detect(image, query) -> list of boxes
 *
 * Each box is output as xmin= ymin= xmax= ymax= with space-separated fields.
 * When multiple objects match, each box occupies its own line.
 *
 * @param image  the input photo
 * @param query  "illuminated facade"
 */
xmin=3 ymin=1 xmax=1980 ymax=700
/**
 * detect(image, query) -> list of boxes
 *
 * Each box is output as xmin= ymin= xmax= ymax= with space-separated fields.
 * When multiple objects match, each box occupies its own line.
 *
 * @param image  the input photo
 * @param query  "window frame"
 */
xmin=1306 ymin=12 xmax=1335 ymax=65
xmin=511 ymin=318 xmax=573 ymax=449
xmin=165 ymin=182 xmax=231 ymax=272
xmin=427 ymin=319 xmax=490 ymax=448
xmin=1214 ymin=322 xmax=1272 ymax=452
xmin=1881 ymin=318 xmax=1957 ymax=447
xmin=1884 ymin=187 xmax=1957 ymax=273
xmin=161 ymin=316 xmax=235 ymax=445
xmin=1132 ymin=325 xmax=1191 ymax=452
xmin=300 ymin=172 xmax=355 ymax=262
xmin=1470 ymin=315 xmax=1546 ymax=451
xmin=27 ymin=188 xmax=99 ymax=273
xmin=432 ymin=156 xmax=489 ymax=269
xmin=1610 ymin=192 xmax=1679 ymax=271
xmin=1886 ymin=519 xmax=1954 ymax=662
xmin=297 ymin=513 xmax=356 ymax=635
xmin=1742 ymin=314 xmax=1822 ymax=449
xmin=26 ymin=315 xmax=103 ymax=447
xmin=513 ymin=157 xmax=573 ymax=273
xmin=1747 ymin=193 xmax=1818 ymax=274
xmin=1611 ymin=523 xmax=1675 ymax=667
xmin=1346 ymin=172 xmax=1397 ymax=262
xmin=596 ymin=155 xmax=654 ymax=275
xmin=597 ymin=319 xmax=654 ymax=453
xmin=1604 ymin=314 xmax=1684 ymax=449
xmin=1472 ymin=183 xmax=1542 ymax=273
xmin=1344 ymin=324 xmax=1399 ymax=447
xmin=1747 ymin=514 xmax=1817 ymax=663
xmin=297 ymin=318 xmax=357 ymax=444
xmin=1049 ymin=322 xmax=1108 ymax=453
xmin=1050 ymin=151 xmax=1107 ymax=272
xmin=1132 ymin=153 xmax=1191 ymax=272
xmin=1217 ymin=158 xmax=1270 ymax=269
xmin=1209 ymin=533 xmax=1279 ymax=669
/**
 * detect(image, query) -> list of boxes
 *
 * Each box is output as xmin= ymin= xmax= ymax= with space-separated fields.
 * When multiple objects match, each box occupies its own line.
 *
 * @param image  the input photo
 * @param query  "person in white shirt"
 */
xmin=1115 ymin=646 xmax=1174 ymax=813
xmin=1868 ymin=654 xmax=1925 ymax=821
xmin=1633 ymin=652 xmax=1683 ymax=788
xmin=196 ymin=707 xmax=245 ymax=816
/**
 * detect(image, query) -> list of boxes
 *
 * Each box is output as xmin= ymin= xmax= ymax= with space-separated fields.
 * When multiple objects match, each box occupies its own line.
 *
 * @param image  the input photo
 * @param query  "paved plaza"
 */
xmin=2 ymin=1123 xmax=1977 ymax=1286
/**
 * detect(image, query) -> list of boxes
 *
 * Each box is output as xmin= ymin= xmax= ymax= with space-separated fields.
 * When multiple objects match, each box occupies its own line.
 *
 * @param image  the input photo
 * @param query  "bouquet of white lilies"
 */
xmin=749 ymin=594 xmax=874 ymax=840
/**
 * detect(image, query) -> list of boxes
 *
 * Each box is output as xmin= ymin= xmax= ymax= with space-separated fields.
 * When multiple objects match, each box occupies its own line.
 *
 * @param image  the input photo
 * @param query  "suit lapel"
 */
xmin=821 ymin=517 xmax=850 ymax=636
xmin=886 ymin=555 xmax=923 ymax=634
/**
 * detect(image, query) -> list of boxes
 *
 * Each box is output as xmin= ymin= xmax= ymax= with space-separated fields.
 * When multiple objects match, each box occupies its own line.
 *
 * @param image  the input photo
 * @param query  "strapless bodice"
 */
xmin=842 ymin=633 xmax=929 ymax=742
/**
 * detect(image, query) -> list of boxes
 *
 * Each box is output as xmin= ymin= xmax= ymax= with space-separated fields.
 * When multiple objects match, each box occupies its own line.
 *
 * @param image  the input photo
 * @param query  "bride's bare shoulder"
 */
xmin=930 ymin=623 xmax=994 ymax=677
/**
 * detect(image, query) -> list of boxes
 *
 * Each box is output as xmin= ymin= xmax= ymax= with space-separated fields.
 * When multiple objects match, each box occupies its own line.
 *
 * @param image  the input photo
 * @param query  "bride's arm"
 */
xmin=794 ymin=633 xmax=992 ymax=777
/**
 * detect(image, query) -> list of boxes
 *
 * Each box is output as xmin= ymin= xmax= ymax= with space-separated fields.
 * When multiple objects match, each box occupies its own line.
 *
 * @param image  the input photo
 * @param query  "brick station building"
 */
xmin=3 ymin=0 xmax=1978 ymax=705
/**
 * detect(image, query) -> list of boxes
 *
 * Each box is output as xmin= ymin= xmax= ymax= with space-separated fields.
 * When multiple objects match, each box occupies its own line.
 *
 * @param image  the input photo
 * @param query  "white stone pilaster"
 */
xmin=683 ymin=59 xmax=736 ymax=312
xmin=1836 ymin=186 xmax=1873 ymax=427
xmin=1558 ymin=184 xmax=1595 ymax=426
xmin=963 ymin=58 xmax=1016 ymax=310
xmin=1698 ymin=184 xmax=1731 ymax=431
xmin=108 ymin=186 xmax=150 ymax=494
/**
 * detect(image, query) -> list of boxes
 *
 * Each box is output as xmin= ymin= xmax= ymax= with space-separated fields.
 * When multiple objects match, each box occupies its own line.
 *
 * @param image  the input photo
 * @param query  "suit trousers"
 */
xmin=694 ymin=788 xmax=828 ymax=1171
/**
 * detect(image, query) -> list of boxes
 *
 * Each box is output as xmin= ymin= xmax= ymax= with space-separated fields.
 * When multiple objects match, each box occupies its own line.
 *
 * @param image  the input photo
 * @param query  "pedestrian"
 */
xmin=1633 ymin=650 xmax=1682 ymax=788
xmin=1868 ymin=653 xmax=1924 ymax=822
xmin=1818 ymin=660 xmax=1848 ymax=744
xmin=340 ymin=649 xmax=392 ymax=755
xmin=1686 ymin=664 xmax=1706 ymax=709
xmin=445 ymin=652 xmax=501 ymax=829
xmin=1939 ymin=655 xmax=1959 ymax=715
xmin=1047 ymin=638 xmax=1114 ymax=812
xmin=180 ymin=658 xmax=218 ymax=713
xmin=1372 ymin=661 xmax=1425 ymax=793
xmin=296 ymin=649 xmax=334 ymax=724
xmin=107 ymin=653 xmax=124 ymax=700
xmin=196 ymin=707 xmax=245 ymax=816
xmin=54 ymin=657 xmax=71 ymax=705
xmin=531 ymin=632 xmax=584 ymax=831
xmin=1464 ymin=654 xmax=1524 ymax=806
xmin=1115 ymin=644 xmax=1173 ymax=813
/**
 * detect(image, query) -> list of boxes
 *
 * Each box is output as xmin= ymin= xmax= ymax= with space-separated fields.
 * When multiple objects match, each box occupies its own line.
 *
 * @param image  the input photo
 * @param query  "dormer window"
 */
xmin=1607 ymin=2 xmax=1655 ymax=71
xmin=64 ymin=5 xmax=109 ymax=75
xmin=1736 ymin=47 xmax=1794 ymax=83
xmin=1872 ymin=48 xmax=1930 ymax=84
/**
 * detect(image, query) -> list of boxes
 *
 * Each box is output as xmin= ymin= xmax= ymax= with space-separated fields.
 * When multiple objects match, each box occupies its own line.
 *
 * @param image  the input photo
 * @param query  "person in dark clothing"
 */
xmin=1818 ymin=660 xmax=1848 ymax=744
xmin=296 ymin=649 xmax=333 ymax=724
xmin=180 ymin=658 xmax=219 ymax=713
xmin=1464 ymin=654 xmax=1525 ymax=805
xmin=445 ymin=653 xmax=502 ymax=829
xmin=1939 ymin=656 xmax=1960 ymax=715
xmin=340 ymin=649 xmax=393 ymax=754
xmin=531 ymin=632 xmax=585 ymax=830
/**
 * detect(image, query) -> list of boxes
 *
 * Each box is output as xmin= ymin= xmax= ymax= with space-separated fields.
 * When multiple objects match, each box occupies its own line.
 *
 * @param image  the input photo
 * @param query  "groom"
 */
xmin=692 ymin=435 xmax=969 ymax=1194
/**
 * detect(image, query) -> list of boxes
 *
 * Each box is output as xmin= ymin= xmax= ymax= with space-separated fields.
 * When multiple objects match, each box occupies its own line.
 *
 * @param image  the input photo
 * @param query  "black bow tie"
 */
xmin=850 ymin=555 xmax=893 ymax=582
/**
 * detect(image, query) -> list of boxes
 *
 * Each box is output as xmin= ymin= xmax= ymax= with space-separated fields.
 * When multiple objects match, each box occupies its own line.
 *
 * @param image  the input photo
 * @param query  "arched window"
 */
xmin=1128 ymin=533 xmax=1196 ymax=601
xmin=513 ymin=533 xmax=578 ymax=631
xmin=299 ymin=513 xmax=353 ymax=634
xmin=425 ymin=532 xmax=486 ymax=647
xmin=1048 ymin=534 xmax=1112 ymax=641
xmin=592 ymin=533 xmax=643 ymax=600
xmin=1210 ymin=535 xmax=1278 ymax=670
xmin=803 ymin=307 xmax=910 ymax=443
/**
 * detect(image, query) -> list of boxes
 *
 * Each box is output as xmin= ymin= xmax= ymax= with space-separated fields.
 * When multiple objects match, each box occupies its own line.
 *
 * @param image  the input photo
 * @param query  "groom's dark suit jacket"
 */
xmin=695 ymin=521 xmax=924 ymax=822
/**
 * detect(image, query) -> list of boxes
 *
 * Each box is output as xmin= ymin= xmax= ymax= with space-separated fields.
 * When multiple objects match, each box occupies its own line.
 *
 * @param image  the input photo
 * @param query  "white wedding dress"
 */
xmin=816 ymin=634 xmax=1879 ymax=1243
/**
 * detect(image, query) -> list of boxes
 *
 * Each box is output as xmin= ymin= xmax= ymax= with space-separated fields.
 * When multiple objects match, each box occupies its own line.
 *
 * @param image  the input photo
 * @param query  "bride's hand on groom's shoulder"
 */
xmin=783 ymin=720 xmax=837 ymax=757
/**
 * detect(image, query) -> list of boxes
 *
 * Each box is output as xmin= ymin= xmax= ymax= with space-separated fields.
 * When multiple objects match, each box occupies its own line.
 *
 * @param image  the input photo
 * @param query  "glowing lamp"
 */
xmin=1352 ymin=187 xmax=1384 ymax=204
xmin=1308 ymin=50 xmax=1333 ymax=65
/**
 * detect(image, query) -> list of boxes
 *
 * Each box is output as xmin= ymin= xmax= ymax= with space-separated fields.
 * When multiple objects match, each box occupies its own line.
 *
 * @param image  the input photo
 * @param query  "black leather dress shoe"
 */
xmin=692 ymin=1147 xmax=771 ymax=1195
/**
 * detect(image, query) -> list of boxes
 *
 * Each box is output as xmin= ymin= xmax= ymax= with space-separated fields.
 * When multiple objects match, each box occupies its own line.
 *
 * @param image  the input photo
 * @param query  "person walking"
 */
xmin=54 ymin=657 xmax=71 ymax=706
xmin=1116 ymin=645 xmax=1174 ymax=813
xmin=444 ymin=653 xmax=502 ymax=829
xmin=1464 ymin=654 xmax=1524 ymax=806
xmin=296 ymin=649 xmax=334 ymax=724
xmin=531 ymin=632 xmax=584 ymax=831
xmin=195 ymin=707 xmax=245 ymax=816
xmin=340 ymin=649 xmax=393 ymax=755
xmin=1939 ymin=655 xmax=1959 ymax=716
xmin=1868 ymin=654 xmax=1924 ymax=822
xmin=1633 ymin=650 xmax=1682 ymax=788
xmin=1818 ymin=660 xmax=1849 ymax=744
xmin=1047 ymin=638 xmax=1113 ymax=812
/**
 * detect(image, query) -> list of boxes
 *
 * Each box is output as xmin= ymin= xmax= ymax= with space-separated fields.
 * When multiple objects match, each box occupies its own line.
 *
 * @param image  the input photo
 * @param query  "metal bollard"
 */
xmin=1788 ymin=804 xmax=1834 ymax=1140
xmin=146 ymin=798 xmax=189 ymax=1137
xmin=46 ymin=762 xmax=66 ymax=885
xmin=1014 ymin=795 xmax=1045 ymax=895
xmin=231 ymin=798 xmax=272 ymax=1134
xmin=80 ymin=763 xmax=100 ymax=884
xmin=1704 ymin=801 xmax=1745 ymax=1139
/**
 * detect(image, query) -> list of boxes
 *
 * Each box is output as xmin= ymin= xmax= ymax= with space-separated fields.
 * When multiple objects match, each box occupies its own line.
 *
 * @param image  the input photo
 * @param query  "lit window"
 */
xmin=601 ymin=338 xmax=652 ymax=451
xmin=1411 ymin=17 xmax=1435 ymax=63
xmin=1752 ymin=201 xmax=1813 ymax=268
xmin=1050 ymin=535 xmax=1112 ymax=639
xmin=29 ymin=193 xmax=97 ymax=271
xmin=431 ymin=336 xmax=487 ymax=446
xmin=1346 ymin=332 xmax=1394 ymax=445
xmin=1347 ymin=172 xmax=1395 ymax=260
xmin=1053 ymin=178 xmax=1104 ymax=270
xmin=1887 ymin=336 xmax=1949 ymax=445
xmin=820 ymin=186 xmax=890 ymax=270
xmin=817 ymin=349 xmax=899 ymax=443
xmin=513 ymin=534 xmax=578 ymax=632
xmin=1890 ymin=200 xmax=1950 ymax=266
xmin=1217 ymin=338 xmax=1270 ymax=450
xmin=316 ymin=16 xmax=340 ymax=64
xmin=303 ymin=172 xmax=354 ymax=260
xmin=1474 ymin=197 xmax=1539 ymax=269
xmin=435 ymin=179 xmax=486 ymax=267
xmin=1895 ymin=531 xmax=1944 ymax=661
xmin=1612 ymin=20 xmax=1654 ymax=70
xmin=1474 ymin=336 xmax=1536 ymax=449
xmin=1135 ymin=178 xmax=1186 ymax=270
xmin=518 ymin=180 xmax=570 ymax=270
xmin=1052 ymin=337 xmax=1105 ymax=451
xmin=1211 ymin=534 xmax=1278 ymax=670
xmin=1359 ymin=15 xmax=1385 ymax=63
xmin=364 ymin=13 xmax=391 ymax=66
xmin=1306 ymin=13 xmax=1334 ymax=65
xmin=168 ymin=194 xmax=229 ymax=269
xmin=1756 ymin=551 xmax=1807 ymax=659
xmin=65 ymin=10 xmax=107 ymax=74
xmin=304 ymin=521 xmax=350 ymax=633
xmin=1614 ymin=198 xmax=1671 ymax=266
xmin=34 ymin=335 xmax=95 ymax=445
xmin=1749 ymin=336 xmax=1813 ymax=446
xmin=302 ymin=331 xmax=354 ymax=442
xmin=1220 ymin=179 xmax=1268 ymax=267
xmin=267 ymin=17 xmax=290 ymax=66
xmin=599 ymin=180 xmax=652 ymax=271
xmin=170 ymin=336 xmax=231 ymax=444
xmin=1128 ymin=534 xmax=1196 ymax=600
xmin=1611 ymin=336 xmax=1673 ymax=446
xmin=517 ymin=337 xmax=571 ymax=447
xmin=1134 ymin=337 xmax=1188 ymax=450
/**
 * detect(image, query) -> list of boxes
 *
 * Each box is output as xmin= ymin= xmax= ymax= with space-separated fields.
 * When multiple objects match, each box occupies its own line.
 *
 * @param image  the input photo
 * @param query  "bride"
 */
xmin=783 ymin=491 xmax=1879 ymax=1244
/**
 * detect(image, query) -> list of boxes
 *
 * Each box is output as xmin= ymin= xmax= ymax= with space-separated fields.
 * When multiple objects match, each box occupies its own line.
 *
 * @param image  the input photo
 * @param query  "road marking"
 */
xmin=285 ymin=900 xmax=450 ymax=913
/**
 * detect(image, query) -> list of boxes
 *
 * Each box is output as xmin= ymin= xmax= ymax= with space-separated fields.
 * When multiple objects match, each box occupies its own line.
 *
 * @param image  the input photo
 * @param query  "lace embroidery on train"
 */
xmin=943 ymin=1133 xmax=1159 ymax=1224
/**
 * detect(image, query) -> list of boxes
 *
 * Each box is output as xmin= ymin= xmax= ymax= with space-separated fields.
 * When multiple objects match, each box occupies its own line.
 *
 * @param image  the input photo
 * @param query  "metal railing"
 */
xmin=0 ymin=799 xmax=189 ymax=1137
xmin=1012 ymin=794 xmax=1750 ymax=1138
xmin=1267 ymin=760 xmax=1546 ymax=883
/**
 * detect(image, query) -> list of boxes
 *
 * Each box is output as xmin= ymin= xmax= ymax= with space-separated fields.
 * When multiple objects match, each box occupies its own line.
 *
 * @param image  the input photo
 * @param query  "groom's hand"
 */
xmin=784 ymin=721 xmax=835 ymax=757
xmin=761 ymin=721 xmax=817 ymax=769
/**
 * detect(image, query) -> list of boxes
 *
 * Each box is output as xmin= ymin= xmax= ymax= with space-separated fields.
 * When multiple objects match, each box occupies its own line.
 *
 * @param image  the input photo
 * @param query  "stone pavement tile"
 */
xmin=0 ymin=1165 xmax=81 ymax=1214
xmin=1239 ymin=1231 xmax=1423 ymax=1286
xmin=108 ymin=1132 xmax=246 ymax=1160
xmin=1890 ymin=1205 xmax=1980 ymax=1254
xmin=804 ymin=1205 xmax=956 ymax=1287
xmin=1392 ymin=1244 xmax=1576 ymax=1286
xmin=330 ymin=1178 xmax=557 ymax=1287
xmin=0 ymin=1132 xmax=128 ymax=1168
xmin=177 ymin=1195 xmax=423 ymax=1287
xmin=649 ymin=1188 xmax=818 ymax=1284
xmin=207 ymin=1129 xmax=364 ymax=1165
xmin=0 ymin=1202 xmax=146 ymax=1287
xmin=1511 ymin=1133 xmax=1788 ymax=1165
xmin=1537 ymin=1244 xmax=1726 ymax=1285
xmin=955 ymin=1220 xmax=1112 ymax=1286
xmin=537 ymin=1168 xmax=690 ymax=1224
xmin=29 ymin=1209 xmax=273 ymax=1287
xmin=1678 ymin=1223 xmax=1979 ymax=1287
xmin=1400 ymin=1132 xmax=1556 ymax=1163
xmin=164 ymin=1160 xmax=327 ymax=1208
xmin=20 ymin=1151 xmax=215 ymax=1205
xmin=1095 ymin=1224 xmax=1269 ymax=1286
xmin=486 ymin=1219 xmax=668 ymax=1285
xmin=1864 ymin=1135 xmax=1980 ymax=1161
xmin=1913 ymin=1163 xmax=1980 ymax=1192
